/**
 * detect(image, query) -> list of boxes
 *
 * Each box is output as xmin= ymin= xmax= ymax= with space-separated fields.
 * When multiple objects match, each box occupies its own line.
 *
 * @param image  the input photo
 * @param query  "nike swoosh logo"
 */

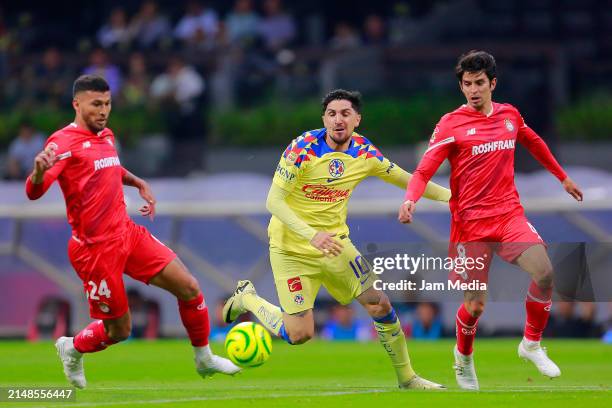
xmin=360 ymin=275 xmax=370 ymax=285
xmin=326 ymin=178 xmax=337 ymax=183
xmin=391 ymin=330 xmax=400 ymax=337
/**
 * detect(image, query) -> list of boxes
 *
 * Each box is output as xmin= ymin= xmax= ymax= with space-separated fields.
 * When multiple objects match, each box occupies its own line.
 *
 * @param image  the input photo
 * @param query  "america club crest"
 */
xmin=504 ymin=118 xmax=514 ymax=132
xmin=294 ymin=294 xmax=304 ymax=305
xmin=328 ymin=158 xmax=345 ymax=179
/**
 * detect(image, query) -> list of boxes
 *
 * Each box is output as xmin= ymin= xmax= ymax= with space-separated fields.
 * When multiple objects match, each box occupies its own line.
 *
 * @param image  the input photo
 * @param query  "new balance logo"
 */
xmin=466 ymin=128 xmax=476 ymax=136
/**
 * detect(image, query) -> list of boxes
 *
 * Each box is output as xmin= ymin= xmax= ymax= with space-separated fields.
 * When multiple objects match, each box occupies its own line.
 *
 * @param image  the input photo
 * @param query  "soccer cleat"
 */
xmin=518 ymin=339 xmax=561 ymax=378
xmin=400 ymin=375 xmax=446 ymax=390
xmin=55 ymin=336 xmax=86 ymax=389
xmin=222 ymin=280 xmax=257 ymax=324
xmin=453 ymin=345 xmax=479 ymax=390
xmin=196 ymin=354 xmax=241 ymax=378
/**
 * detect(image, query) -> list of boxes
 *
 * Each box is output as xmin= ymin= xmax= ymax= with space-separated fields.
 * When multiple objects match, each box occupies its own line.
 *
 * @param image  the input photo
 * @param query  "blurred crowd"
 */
xmin=0 ymin=0 xmax=423 ymax=112
xmin=0 ymin=0 xmax=428 ymax=178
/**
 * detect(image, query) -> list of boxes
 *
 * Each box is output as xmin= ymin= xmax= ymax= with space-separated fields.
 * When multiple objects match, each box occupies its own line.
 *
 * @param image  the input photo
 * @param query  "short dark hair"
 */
xmin=455 ymin=50 xmax=496 ymax=82
xmin=72 ymin=75 xmax=110 ymax=97
xmin=322 ymin=89 xmax=362 ymax=114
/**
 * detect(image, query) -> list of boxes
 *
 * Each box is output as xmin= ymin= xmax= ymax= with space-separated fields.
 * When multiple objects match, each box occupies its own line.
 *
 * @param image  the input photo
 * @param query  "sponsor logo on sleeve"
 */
xmin=286 ymin=151 xmax=298 ymax=165
xmin=276 ymin=164 xmax=296 ymax=182
xmin=287 ymin=277 xmax=303 ymax=292
xmin=429 ymin=127 xmax=440 ymax=144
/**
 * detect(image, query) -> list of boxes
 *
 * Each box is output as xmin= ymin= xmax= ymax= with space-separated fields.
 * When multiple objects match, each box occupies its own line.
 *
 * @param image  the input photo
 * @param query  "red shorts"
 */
xmin=448 ymin=207 xmax=544 ymax=284
xmin=68 ymin=220 xmax=176 ymax=319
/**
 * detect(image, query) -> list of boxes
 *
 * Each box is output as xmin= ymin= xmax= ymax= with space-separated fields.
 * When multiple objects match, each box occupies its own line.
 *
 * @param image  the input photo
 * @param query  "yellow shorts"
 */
xmin=270 ymin=237 xmax=374 ymax=314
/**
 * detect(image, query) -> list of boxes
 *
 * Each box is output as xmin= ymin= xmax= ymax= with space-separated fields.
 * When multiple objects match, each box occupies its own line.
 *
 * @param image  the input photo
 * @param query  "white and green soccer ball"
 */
xmin=224 ymin=322 xmax=272 ymax=368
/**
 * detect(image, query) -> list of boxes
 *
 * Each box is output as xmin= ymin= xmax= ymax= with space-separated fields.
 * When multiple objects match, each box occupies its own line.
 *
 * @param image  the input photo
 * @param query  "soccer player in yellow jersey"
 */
xmin=223 ymin=89 xmax=450 ymax=389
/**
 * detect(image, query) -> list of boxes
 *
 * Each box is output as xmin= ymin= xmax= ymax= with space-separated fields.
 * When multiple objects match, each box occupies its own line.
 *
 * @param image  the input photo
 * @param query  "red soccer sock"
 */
xmin=524 ymin=281 xmax=553 ymax=342
xmin=73 ymin=320 xmax=118 ymax=353
xmin=456 ymin=303 xmax=479 ymax=356
xmin=178 ymin=293 xmax=210 ymax=347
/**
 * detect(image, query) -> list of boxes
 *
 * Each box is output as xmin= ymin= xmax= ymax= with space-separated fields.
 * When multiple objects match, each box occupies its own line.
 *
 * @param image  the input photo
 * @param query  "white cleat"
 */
xmin=518 ymin=339 xmax=561 ymax=378
xmin=196 ymin=354 xmax=241 ymax=378
xmin=453 ymin=346 xmax=479 ymax=390
xmin=222 ymin=280 xmax=257 ymax=323
xmin=400 ymin=375 xmax=446 ymax=390
xmin=55 ymin=336 xmax=86 ymax=389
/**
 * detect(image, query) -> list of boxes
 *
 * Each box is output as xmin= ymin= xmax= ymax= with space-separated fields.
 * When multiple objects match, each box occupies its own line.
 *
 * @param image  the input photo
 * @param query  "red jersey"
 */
xmin=405 ymin=102 xmax=567 ymax=221
xmin=25 ymin=123 xmax=129 ymax=243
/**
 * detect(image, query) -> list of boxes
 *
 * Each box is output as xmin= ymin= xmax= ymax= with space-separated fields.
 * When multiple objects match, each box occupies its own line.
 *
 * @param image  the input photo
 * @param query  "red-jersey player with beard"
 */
xmin=25 ymin=75 xmax=239 ymax=388
xmin=398 ymin=51 xmax=583 ymax=390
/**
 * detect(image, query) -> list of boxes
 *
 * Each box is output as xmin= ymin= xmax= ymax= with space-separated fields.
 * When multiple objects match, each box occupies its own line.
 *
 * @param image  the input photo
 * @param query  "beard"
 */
xmin=86 ymin=118 xmax=106 ymax=133
xmin=328 ymin=129 xmax=351 ymax=145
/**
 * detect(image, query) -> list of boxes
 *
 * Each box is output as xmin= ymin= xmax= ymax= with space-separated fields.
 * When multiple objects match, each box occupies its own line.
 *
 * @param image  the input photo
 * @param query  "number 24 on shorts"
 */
xmin=86 ymin=279 xmax=112 ymax=300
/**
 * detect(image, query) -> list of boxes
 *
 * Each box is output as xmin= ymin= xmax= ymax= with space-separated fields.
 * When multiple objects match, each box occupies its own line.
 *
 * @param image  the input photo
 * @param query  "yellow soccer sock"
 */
xmin=373 ymin=312 xmax=416 ymax=385
xmin=242 ymin=293 xmax=284 ymax=337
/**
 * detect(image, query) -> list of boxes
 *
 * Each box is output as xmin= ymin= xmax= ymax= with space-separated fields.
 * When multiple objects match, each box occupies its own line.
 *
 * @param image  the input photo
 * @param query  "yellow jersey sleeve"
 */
xmin=368 ymin=147 xmax=451 ymax=202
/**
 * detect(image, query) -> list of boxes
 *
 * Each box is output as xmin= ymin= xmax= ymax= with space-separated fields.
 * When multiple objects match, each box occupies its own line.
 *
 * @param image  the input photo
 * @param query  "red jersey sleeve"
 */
xmin=405 ymin=120 xmax=454 ymax=202
xmin=515 ymin=111 xmax=567 ymax=182
xmin=25 ymin=135 xmax=70 ymax=200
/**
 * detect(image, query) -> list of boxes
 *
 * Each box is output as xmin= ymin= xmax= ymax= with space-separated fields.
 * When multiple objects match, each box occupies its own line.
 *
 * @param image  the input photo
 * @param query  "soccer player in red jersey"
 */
xmin=25 ymin=75 xmax=239 ymax=388
xmin=398 ymin=51 xmax=583 ymax=390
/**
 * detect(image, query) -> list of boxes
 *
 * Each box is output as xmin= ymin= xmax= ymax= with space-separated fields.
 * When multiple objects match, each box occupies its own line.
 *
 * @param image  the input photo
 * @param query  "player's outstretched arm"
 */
xmin=122 ymin=168 xmax=156 ymax=219
xmin=375 ymin=166 xmax=451 ymax=202
xmin=265 ymin=183 xmax=342 ymax=257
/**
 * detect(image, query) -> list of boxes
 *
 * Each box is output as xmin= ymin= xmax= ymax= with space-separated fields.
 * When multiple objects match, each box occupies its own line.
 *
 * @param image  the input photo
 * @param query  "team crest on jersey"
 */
xmin=286 ymin=151 xmax=298 ymax=165
xmin=294 ymin=294 xmax=304 ymax=305
xmin=328 ymin=159 xmax=345 ymax=179
xmin=46 ymin=142 xmax=58 ymax=152
xmin=504 ymin=119 xmax=514 ymax=132
xmin=105 ymin=137 xmax=113 ymax=146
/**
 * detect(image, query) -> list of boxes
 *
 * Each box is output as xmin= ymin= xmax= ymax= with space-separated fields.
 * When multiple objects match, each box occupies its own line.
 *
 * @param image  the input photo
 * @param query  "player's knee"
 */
xmin=466 ymin=301 xmax=485 ymax=318
xmin=107 ymin=323 xmax=131 ymax=342
xmin=287 ymin=328 xmax=314 ymax=344
xmin=535 ymin=263 xmax=554 ymax=289
xmin=366 ymin=297 xmax=392 ymax=319
xmin=178 ymin=276 xmax=201 ymax=301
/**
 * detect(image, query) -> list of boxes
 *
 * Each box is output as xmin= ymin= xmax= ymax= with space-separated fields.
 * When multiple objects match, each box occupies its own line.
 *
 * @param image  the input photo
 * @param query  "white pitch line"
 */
xmin=30 ymin=389 xmax=389 ymax=407
xmin=27 ymin=385 xmax=611 ymax=407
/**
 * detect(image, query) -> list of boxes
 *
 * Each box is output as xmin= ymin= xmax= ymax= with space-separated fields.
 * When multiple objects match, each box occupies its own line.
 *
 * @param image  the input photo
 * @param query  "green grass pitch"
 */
xmin=0 ymin=339 xmax=610 ymax=407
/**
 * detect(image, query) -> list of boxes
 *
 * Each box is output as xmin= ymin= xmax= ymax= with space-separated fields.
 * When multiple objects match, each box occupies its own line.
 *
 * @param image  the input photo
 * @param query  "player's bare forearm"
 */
xmin=122 ymin=169 xmax=146 ymax=189
xmin=122 ymin=168 xmax=156 ymax=219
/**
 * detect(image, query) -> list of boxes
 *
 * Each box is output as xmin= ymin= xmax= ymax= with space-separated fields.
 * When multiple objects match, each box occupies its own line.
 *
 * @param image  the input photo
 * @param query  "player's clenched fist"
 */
xmin=398 ymin=200 xmax=416 ymax=224
xmin=310 ymin=231 xmax=343 ymax=257
xmin=31 ymin=147 xmax=58 ymax=183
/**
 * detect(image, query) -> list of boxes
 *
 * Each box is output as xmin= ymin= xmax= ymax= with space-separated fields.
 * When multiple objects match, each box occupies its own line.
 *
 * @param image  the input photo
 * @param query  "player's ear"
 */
xmin=490 ymin=77 xmax=497 ymax=91
xmin=72 ymin=96 xmax=79 ymax=112
xmin=355 ymin=114 xmax=362 ymax=128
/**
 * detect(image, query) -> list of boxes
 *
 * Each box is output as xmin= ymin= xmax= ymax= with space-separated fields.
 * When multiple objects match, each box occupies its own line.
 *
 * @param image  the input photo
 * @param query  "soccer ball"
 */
xmin=224 ymin=322 xmax=272 ymax=368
